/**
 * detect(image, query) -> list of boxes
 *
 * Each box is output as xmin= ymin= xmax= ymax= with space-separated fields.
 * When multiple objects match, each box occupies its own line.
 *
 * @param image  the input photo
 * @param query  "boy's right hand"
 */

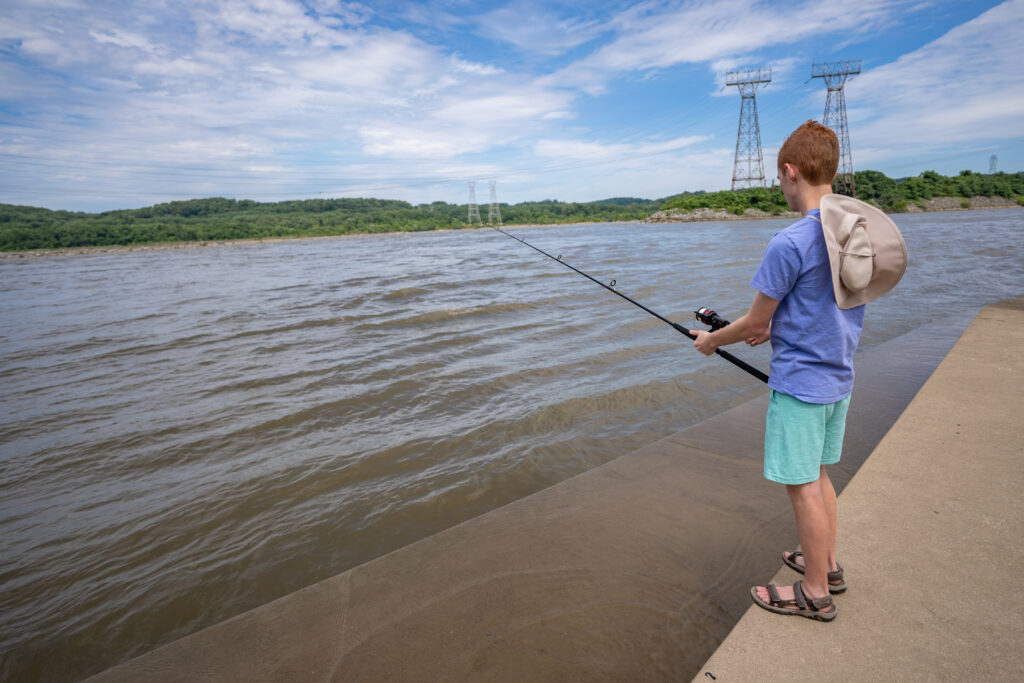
xmin=746 ymin=329 xmax=770 ymax=346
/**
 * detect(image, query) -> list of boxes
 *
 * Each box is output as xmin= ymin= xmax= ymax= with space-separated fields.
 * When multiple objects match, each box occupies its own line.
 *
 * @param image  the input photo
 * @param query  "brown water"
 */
xmin=1 ymin=209 xmax=1021 ymax=681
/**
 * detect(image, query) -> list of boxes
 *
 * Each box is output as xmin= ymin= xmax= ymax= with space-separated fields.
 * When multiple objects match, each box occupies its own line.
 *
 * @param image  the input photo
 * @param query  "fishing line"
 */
xmin=488 ymin=224 xmax=769 ymax=383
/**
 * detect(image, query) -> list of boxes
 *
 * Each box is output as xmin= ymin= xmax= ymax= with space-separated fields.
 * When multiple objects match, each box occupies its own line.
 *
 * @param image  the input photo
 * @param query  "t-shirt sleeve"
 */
xmin=750 ymin=233 xmax=801 ymax=300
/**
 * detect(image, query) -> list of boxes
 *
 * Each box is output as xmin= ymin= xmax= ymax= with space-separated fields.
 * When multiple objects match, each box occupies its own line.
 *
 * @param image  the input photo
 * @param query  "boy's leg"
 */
xmin=787 ymin=466 xmax=839 ymax=575
xmin=820 ymin=466 xmax=838 ymax=572
xmin=756 ymin=391 xmax=844 ymax=609
xmin=755 ymin=476 xmax=832 ymax=604
xmin=786 ymin=478 xmax=831 ymax=599
xmin=768 ymin=392 xmax=849 ymax=578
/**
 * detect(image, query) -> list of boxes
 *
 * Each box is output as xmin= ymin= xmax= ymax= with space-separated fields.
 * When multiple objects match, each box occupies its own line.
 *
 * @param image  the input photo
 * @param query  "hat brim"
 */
xmin=820 ymin=194 xmax=908 ymax=309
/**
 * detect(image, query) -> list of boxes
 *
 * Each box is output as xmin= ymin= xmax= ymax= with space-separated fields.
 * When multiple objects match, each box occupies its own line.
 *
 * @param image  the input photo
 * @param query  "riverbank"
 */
xmin=694 ymin=296 xmax=1024 ymax=682
xmin=3 ymin=199 xmax=1019 ymax=259
xmin=87 ymin=310 xmax=970 ymax=681
xmin=0 ymin=222 xmax=630 ymax=259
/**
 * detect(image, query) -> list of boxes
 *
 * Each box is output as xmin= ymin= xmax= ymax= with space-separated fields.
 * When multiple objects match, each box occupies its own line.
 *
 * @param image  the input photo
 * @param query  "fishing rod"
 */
xmin=488 ymin=224 xmax=769 ymax=384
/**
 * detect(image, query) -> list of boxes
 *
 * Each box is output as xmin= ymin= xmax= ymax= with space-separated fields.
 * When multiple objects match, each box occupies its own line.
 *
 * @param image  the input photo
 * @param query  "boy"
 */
xmin=692 ymin=120 xmax=868 ymax=620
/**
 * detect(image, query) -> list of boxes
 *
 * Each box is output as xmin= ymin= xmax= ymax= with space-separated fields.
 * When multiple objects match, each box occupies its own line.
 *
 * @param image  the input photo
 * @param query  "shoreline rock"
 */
xmin=642 ymin=207 xmax=800 ymax=223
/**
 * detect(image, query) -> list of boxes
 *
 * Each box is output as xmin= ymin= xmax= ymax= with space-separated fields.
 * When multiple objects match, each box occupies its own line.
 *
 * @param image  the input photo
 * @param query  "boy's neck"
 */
xmin=793 ymin=184 xmax=833 ymax=215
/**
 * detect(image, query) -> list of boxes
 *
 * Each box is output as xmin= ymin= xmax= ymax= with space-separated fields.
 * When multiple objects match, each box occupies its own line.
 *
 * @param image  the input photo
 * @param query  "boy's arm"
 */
xmin=693 ymin=291 xmax=779 ymax=356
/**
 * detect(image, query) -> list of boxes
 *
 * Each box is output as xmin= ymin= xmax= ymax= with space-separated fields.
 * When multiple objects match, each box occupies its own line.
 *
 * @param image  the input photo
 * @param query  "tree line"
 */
xmin=662 ymin=169 xmax=1024 ymax=216
xmin=0 ymin=196 xmax=657 ymax=250
xmin=1 ymin=170 xmax=1020 ymax=251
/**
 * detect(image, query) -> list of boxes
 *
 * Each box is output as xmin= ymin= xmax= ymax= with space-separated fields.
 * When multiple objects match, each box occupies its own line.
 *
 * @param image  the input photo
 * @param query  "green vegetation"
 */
xmin=0 ymin=196 xmax=659 ymax=251
xmin=850 ymin=169 xmax=1024 ymax=212
xmin=1 ymin=170 xmax=1020 ymax=251
xmin=661 ymin=186 xmax=791 ymax=215
xmin=658 ymin=169 xmax=1024 ymax=215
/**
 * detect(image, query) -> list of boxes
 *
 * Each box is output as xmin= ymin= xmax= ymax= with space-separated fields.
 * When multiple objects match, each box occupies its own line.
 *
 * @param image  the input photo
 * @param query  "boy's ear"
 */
xmin=782 ymin=162 xmax=800 ymax=184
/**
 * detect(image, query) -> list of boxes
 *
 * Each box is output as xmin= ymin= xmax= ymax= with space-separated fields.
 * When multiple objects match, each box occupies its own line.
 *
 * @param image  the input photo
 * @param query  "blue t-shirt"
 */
xmin=750 ymin=209 xmax=864 ymax=403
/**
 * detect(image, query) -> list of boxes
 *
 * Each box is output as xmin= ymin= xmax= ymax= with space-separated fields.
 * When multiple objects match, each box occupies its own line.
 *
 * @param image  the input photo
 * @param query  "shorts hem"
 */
xmin=765 ymin=471 xmax=820 ymax=485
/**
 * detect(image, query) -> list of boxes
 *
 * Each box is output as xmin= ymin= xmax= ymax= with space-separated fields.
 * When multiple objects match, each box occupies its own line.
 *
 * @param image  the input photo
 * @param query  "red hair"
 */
xmin=777 ymin=120 xmax=839 ymax=185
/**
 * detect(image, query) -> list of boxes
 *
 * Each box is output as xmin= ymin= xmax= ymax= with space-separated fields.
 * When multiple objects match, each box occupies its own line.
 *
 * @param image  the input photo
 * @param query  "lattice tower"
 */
xmin=466 ymin=181 xmax=481 ymax=226
xmin=812 ymin=59 xmax=861 ymax=197
xmin=487 ymin=180 xmax=502 ymax=226
xmin=726 ymin=68 xmax=772 ymax=191
xmin=990 ymin=154 xmax=998 ymax=173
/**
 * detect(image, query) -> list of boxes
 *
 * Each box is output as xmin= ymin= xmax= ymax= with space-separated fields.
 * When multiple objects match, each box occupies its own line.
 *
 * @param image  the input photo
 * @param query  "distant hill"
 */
xmin=1 ymin=170 xmax=1020 ymax=251
xmin=0 ymin=196 xmax=664 ymax=251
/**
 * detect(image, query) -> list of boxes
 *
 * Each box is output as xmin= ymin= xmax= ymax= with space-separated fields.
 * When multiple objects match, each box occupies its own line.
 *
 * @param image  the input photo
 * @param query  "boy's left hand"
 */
xmin=693 ymin=330 xmax=717 ymax=356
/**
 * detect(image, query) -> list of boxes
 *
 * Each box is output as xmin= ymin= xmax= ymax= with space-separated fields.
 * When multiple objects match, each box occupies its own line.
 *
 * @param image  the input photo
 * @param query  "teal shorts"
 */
xmin=764 ymin=390 xmax=851 ymax=485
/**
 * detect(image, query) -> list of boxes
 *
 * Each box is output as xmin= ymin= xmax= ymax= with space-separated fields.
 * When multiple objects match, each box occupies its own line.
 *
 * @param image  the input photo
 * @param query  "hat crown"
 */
xmin=836 ymin=213 xmax=873 ymax=292
xmin=819 ymin=194 xmax=907 ymax=309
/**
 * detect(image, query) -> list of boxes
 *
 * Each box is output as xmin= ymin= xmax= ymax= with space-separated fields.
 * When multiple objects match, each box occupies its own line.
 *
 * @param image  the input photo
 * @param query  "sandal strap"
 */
xmin=796 ymin=580 xmax=835 ymax=610
xmin=793 ymin=581 xmax=808 ymax=610
xmin=788 ymin=551 xmax=845 ymax=582
xmin=767 ymin=584 xmax=781 ymax=604
xmin=811 ymin=594 xmax=835 ymax=610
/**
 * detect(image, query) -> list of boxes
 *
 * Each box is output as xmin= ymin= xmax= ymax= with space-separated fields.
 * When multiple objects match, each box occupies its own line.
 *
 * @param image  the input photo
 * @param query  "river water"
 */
xmin=1 ymin=209 xmax=1021 ymax=681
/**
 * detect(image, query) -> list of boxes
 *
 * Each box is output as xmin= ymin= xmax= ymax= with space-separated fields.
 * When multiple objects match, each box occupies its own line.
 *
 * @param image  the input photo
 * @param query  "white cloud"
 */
xmin=433 ymin=89 xmax=575 ymax=127
xmin=849 ymin=0 xmax=1024 ymax=156
xmin=393 ymin=0 xmax=465 ymax=33
xmin=292 ymin=30 xmax=444 ymax=91
xmin=357 ymin=124 xmax=484 ymax=158
xmin=549 ymin=0 xmax=900 ymax=94
xmin=473 ymin=1 xmax=607 ymax=56
xmin=1 ymin=0 xmax=1020 ymax=210
xmin=507 ymin=143 xmax=737 ymax=202
xmin=535 ymin=134 xmax=706 ymax=160
xmin=306 ymin=1 xmax=373 ymax=26
xmin=134 ymin=57 xmax=216 ymax=78
xmin=89 ymin=28 xmax=155 ymax=52
xmin=450 ymin=56 xmax=503 ymax=76
xmin=200 ymin=0 xmax=330 ymax=45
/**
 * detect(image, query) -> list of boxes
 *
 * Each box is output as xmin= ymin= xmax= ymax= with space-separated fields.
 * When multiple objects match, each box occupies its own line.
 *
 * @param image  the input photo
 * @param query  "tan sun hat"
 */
xmin=819 ymin=194 xmax=908 ymax=310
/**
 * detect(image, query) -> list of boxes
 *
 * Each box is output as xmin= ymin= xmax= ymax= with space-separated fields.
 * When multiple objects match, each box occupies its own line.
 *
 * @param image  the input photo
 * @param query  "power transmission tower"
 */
xmin=466 ymin=181 xmax=481 ymax=226
xmin=487 ymin=180 xmax=502 ymax=226
xmin=726 ymin=68 xmax=772 ymax=191
xmin=989 ymin=154 xmax=998 ymax=173
xmin=812 ymin=59 xmax=861 ymax=197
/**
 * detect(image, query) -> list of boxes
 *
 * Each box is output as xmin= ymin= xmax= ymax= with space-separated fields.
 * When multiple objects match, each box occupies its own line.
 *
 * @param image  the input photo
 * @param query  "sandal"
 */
xmin=750 ymin=580 xmax=837 ymax=621
xmin=782 ymin=551 xmax=847 ymax=594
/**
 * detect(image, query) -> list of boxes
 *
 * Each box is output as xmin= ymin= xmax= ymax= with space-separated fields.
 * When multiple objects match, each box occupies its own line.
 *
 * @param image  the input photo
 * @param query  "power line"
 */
xmin=488 ymin=180 xmax=502 ymax=226
xmin=812 ymin=59 xmax=861 ymax=196
xmin=466 ymin=181 xmax=481 ymax=225
xmin=726 ymin=67 xmax=772 ymax=190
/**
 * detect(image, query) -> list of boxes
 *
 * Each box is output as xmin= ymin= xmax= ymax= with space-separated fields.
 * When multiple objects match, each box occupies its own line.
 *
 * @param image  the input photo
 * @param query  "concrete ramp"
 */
xmin=89 ymin=316 xmax=966 ymax=682
xmin=694 ymin=298 xmax=1024 ymax=682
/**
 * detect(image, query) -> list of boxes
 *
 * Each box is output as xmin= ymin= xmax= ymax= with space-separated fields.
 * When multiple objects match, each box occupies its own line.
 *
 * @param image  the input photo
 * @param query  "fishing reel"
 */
xmin=695 ymin=306 xmax=731 ymax=331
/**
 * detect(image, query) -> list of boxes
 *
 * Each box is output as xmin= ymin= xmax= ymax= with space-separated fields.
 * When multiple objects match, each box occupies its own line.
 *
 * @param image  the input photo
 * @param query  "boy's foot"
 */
xmin=751 ymin=581 xmax=836 ymax=621
xmin=782 ymin=550 xmax=847 ymax=593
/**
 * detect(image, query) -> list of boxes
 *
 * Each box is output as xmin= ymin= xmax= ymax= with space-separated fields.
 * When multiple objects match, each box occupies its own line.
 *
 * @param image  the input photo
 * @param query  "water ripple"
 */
xmin=0 ymin=210 xmax=1021 ymax=681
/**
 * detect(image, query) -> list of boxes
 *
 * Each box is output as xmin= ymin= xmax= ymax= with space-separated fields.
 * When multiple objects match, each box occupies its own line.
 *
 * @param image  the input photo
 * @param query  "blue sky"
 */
xmin=1 ymin=0 xmax=1022 ymax=212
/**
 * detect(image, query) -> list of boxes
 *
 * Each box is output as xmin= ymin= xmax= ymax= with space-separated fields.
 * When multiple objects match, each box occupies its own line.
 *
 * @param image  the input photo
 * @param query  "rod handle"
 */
xmin=671 ymin=322 xmax=697 ymax=339
xmin=672 ymin=323 xmax=769 ymax=384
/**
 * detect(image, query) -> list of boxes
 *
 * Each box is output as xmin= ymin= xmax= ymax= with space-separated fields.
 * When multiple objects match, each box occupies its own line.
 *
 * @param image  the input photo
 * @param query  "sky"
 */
xmin=1 ymin=0 xmax=1022 ymax=212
